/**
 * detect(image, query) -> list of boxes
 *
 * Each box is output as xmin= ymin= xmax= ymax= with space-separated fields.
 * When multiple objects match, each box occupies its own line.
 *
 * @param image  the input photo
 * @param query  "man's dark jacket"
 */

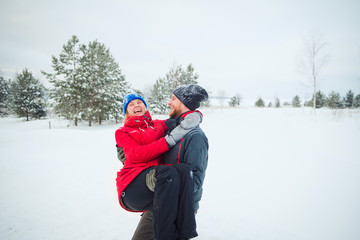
xmin=162 ymin=125 xmax=208 ymax=211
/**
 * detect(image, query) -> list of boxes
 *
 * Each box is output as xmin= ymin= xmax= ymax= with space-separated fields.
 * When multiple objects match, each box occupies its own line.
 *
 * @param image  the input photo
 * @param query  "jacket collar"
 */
xmin=124 ymin=111 xmax=154 ymax=129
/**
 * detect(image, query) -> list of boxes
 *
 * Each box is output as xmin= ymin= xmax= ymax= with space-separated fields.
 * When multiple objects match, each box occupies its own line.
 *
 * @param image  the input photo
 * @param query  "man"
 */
xmin=118 ymin=84 xmax=209 ymax=240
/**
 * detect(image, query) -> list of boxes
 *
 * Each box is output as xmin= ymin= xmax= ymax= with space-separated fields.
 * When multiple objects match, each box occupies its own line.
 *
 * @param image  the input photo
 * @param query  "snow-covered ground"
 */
xmin=1 ymin=107 xmax=360 ymax=240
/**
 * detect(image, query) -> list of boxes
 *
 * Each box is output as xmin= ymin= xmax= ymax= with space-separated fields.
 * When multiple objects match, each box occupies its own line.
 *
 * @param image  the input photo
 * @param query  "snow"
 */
xmin=1 ymin=107 xmax=360 ymax=240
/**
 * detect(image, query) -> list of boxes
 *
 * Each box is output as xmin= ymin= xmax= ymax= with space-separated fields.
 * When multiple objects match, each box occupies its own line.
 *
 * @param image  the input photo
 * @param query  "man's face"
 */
xmin=168 ymin=94 xmax=185 ymax=118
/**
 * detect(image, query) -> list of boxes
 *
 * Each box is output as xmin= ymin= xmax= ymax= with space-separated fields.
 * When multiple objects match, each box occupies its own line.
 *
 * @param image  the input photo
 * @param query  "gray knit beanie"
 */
xmin=172 ymin=84 xmax=209 ymax=111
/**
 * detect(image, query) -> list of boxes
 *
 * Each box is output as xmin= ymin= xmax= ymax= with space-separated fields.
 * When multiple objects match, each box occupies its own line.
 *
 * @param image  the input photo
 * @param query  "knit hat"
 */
xmin=173 ymin=84 xmax=209 ymax=111
xmin=123 ymin=93 xmax=147 ymax=114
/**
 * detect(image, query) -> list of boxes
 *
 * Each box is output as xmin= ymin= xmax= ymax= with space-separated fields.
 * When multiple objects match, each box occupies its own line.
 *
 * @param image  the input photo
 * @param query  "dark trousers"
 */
xmin=132 ymin=211 xmax=154 ymax=240
xmin=122 ymin=164 xmax=197 ymax=240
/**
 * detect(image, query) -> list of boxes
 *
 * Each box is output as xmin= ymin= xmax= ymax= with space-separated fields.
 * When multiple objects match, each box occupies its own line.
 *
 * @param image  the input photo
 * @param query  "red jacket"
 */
xmin=115 ymin=111 xmax=169 ymax=211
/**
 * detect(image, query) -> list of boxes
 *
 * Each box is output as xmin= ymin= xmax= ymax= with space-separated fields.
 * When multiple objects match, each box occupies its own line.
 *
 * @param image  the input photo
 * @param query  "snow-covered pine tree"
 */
xmin=343 ymin=90 xmax=354 ymax=108
xmin=148 ymin=77 xmax=169 ymax=113
xmin=306 ymin=91 xmax=326 ymax=108
xmin=166 ymin=64 xmax=199 ymax=91
xmin=9 ymin=69 xmax=46 ymax=120
xmin=255 ymin=98 xmax=265 ymax=107
xmin=80 ymin=40 xmax=129 ymax=126
xmin=354 ymin=94 xmax=360 ymax=108
xmin=148 ymin=64 xmax=199 ymax=113
xmin=229 ymin=95 xmax=241 ymax=107
xmin=275 ymin=97 xmax=281 ymax=108
xmin=326 ymin=91 xmax=344 ymax=109
xmin=0 ymin=76 xmax=10 ymax=115
xmin=292 ymin=95 xmax=301 ymax=108
xmin=229 ymin=96 xmax=237 ymax=107
xmin=42 ymin=35 xmax=84 ymax=126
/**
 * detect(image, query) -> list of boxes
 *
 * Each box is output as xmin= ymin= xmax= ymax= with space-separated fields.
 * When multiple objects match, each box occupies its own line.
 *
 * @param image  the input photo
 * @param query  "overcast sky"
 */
xmin=1 ymin=0 xmax=359 ymax=100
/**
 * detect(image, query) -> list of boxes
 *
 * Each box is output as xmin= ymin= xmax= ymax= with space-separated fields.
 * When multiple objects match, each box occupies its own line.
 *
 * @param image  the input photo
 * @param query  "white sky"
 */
xmin=1 ymin=0 xmax=359 ymax=100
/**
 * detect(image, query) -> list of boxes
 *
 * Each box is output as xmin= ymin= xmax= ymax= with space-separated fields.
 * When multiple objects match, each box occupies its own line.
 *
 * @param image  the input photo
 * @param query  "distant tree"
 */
xmin=229 ymin=94 xmax=241 ymax=107
xmin=305 ymin=90 xmax=326 ymax=108
xmin=275 ymin=97 xmax=281 ymax=108
xmin=354 ymin=94 xmax=360 ymax=108
xmin=148 ymin=64 xmax=198 ymax=113
xmin=200 ymin=90 xmax=211 ymax=108
xmin=148 ymin=77 xmax=169 ymax=114
xmin=343 ymin=90 xmax=354 ymax=108
xmin=229 ymin=96 xmax=237 ymax=107
xmin=9 ymin=69 xmax=46 ymax=120
xmin=299 ymin=31 xmax=328 ymax=109
xmin=166 ymin=64 xmax=199 ymax=90
xmin=283 ymin=101 xmax=291 ymax=106
xmin=268 ymin=102 xmax=273 ymax=107
xmin=292 ymin=95 xmax=301 ymax=108
xmin=326 ymin=91 xmax=344 ymax=109
xmin=0 ymin=76 xmax=10 ymax=115
xmin=201 ymin=99 xmax=211 ymax=108
xmin=255 ymin=98 xmax=265 ymax=107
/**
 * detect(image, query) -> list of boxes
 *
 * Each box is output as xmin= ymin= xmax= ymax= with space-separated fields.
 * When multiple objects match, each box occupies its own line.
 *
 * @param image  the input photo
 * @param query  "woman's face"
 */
xmin=126 ymin=99 xmax=147 ymax=116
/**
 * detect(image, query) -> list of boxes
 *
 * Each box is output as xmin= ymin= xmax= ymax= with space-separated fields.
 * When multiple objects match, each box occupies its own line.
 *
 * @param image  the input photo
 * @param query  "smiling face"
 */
xmin=168 ymin=94 xmax=190 ymax=118
xmin=126 ymin=99 xmax=147 ymax=116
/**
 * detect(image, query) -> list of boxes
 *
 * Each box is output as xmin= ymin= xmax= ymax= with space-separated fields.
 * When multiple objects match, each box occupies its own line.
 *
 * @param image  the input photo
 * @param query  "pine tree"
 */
xmin=42 ymin=35 xmax=84 ymax=126
xmin=9 ymin=69 xmax=46 ymax=120
xmin=255 ymin=98 xmax=265 ymax=107
xmin=292 ymin=95 xmax=301 ymax=108
xmin=354 ymin=94 xmax=360 ymax=108
xmin=343 ymin=90 xmax=354 ymax=108
xmin=326 ymin=91 xmax=344 ymax=108
xmin=166 ymin=64 xmax=199 ymax=91
xmin=0 ymin=76 xmax=10 ymax=115
xmin=148 ymin=64 xmax=199 ymax=113
xmin=316 ymin=91 xmax=326 ymax=108
xmin=229 ymin=96 xmax=238 ymax=107
xmin=80 ymin=40 xmax=129 ymax=126
xmin=306 ymin=91 xmax=326 ymax=108
xmin=148 ymin=78 xmax=169 ymax=113
xmin=275 ymin=97 xmax=281 ymax=108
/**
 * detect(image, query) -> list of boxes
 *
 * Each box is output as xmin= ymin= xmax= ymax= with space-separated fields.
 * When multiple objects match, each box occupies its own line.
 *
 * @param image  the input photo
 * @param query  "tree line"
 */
xmin=1 ymin=35 xmax=358 ymax=124
xmin=0 ymin=35 xmax=201 ymax=125
xmin=252 ymin=90 xmax=360 ymax=108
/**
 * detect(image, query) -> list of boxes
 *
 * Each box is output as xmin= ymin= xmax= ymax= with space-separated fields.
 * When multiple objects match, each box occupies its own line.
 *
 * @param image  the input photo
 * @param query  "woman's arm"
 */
xmin=115 ymin=129 xmax=169 ymax=164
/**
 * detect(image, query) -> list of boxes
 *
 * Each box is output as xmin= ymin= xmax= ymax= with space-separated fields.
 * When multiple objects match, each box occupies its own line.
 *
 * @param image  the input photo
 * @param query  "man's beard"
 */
xmin=169 ymin=107 xmax=182 ymax=119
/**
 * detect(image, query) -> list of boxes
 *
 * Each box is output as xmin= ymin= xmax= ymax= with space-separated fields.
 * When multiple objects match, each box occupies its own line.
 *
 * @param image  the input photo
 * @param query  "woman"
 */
xmin=115 ymin=93 xmax=201 ymax=240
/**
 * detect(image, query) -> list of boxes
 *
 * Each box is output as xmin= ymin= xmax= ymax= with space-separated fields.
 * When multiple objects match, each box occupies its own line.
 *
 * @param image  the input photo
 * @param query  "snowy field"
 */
xmin=1 ymin=107 xmax=360 ymax=240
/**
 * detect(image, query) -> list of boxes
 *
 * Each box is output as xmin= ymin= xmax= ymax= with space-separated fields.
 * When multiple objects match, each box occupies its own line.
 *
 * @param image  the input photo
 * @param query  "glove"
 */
xmin=116 ymin=145 xmax=126 ymax=164
xmin=165 ymin=112 xmax=202 ymax=147
xmin=146 ymin=169 xmax=157 ymax=192
xmin=180 ymin=111 xmax=202 ymax=129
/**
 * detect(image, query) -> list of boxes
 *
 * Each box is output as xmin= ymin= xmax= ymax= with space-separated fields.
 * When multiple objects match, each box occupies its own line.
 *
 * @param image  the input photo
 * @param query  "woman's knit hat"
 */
xmin=173 ymin=84 xmax=209 ymax=111
xmin=123 ymin=93 xmax=147 ymax=114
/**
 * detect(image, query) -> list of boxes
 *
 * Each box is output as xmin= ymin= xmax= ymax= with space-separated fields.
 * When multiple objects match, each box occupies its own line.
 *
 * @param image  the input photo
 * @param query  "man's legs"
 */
xmin=130 ymin=165 xmax=180 ymax=240
xmin=132 ymin=211 xmax=154 ymax=240
xmin=132 ymin=164 xmax=197 ymax=240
